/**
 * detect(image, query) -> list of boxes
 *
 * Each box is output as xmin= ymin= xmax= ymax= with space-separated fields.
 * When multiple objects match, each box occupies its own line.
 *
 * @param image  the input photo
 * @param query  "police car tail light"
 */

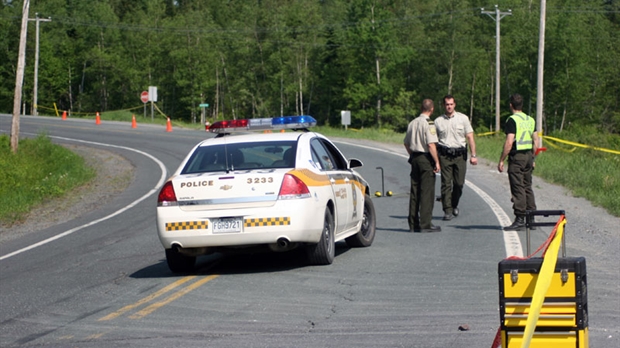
xmin=157 ymin=182 xmax=178 ymax=206
xmin=207 ymin=115 xmax=317 ymax=133
xmin=278 ymin=174 xmax=311 ymax=199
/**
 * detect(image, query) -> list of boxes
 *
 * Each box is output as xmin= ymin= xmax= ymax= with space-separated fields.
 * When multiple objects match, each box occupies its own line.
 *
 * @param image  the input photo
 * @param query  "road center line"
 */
xmin=98 ymin=276 xmax=197 ymax=321
xmin=0 ymin=135 xmax=168 ymax=262
xmin=335 ymin=140 xmax=523 ymax=258
xmin=128 ymin=275 xmax=219 ymax=319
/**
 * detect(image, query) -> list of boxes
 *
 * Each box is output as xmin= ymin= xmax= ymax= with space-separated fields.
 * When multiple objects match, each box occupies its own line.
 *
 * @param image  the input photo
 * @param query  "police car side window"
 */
xmin=310 ymin=139 xmax=334 ymax=171
xmin=318 ymin=139 xmax=347 ymax=170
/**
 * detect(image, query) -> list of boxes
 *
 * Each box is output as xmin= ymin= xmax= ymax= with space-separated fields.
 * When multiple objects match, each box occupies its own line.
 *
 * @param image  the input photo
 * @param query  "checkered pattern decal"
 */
xmin=244 ymin=217 xmax=290 ymax=227
xmin=165 ymin=221 xmax=209 ymax=231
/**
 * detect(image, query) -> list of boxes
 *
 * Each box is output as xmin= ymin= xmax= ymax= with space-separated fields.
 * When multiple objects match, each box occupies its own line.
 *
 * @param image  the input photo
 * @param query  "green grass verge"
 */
xmin=0 ymin=134 xmax=96 ymax=225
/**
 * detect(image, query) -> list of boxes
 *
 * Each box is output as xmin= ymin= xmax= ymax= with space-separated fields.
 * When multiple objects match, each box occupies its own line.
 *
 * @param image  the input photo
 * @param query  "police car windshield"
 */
xmin=181 ymin=141 xmax=297 ymax=174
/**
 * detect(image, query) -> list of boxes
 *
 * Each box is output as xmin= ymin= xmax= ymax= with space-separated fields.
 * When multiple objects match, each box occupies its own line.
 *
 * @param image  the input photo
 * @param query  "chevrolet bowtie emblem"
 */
xmin=220 ymin=185 xmax=233 ymax=191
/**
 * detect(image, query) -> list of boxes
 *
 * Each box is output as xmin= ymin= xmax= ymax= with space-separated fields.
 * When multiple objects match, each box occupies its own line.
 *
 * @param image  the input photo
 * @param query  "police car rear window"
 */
xmin=182 ymin=141 xmax=297 ymax=174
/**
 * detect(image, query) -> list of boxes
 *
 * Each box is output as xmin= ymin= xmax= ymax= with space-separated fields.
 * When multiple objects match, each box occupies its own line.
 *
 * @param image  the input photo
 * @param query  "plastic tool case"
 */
xmin=497 ymin=210 xmax=589 ymax=348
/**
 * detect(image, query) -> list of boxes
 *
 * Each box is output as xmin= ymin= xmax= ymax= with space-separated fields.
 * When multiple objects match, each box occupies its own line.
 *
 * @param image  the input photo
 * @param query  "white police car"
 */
xmin=156 ymin=116 xmax=376 ymax=272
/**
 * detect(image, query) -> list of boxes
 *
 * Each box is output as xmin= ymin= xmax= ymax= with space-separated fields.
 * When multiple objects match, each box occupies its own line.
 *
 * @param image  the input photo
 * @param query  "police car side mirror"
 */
xmin=349 ymin=158 xmax=363 ymax=169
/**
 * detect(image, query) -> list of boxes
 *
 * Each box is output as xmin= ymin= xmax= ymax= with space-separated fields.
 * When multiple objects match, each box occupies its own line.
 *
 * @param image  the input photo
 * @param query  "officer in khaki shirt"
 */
xmin=434 ymin=95 xmax=477 ymax=221
xmin=403 ymin=99 xmax=441 ymax=233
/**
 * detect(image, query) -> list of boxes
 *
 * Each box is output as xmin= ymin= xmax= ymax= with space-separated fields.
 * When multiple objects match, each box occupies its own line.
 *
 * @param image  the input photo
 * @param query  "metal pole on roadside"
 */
xmin=28 ymin=13 xmax=51 ymax=117
xmin=482 ymin=5 xmax=511 ymax=133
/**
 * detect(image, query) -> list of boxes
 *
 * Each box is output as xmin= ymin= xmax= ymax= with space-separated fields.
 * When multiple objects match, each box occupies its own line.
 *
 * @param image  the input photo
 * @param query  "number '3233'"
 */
xmin=247 ymin=177 xmax=274 ymax=184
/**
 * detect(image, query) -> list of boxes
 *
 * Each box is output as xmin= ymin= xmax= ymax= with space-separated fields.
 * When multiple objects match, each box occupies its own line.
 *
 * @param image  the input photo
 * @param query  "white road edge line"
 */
xmin=335 ymin=140 xmax=523 ymax=258
xmin=0 ymin=136 xmax=167 ymax=261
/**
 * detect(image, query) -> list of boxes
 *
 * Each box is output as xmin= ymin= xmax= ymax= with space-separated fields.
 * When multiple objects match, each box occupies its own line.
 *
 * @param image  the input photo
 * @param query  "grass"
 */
xmin=0 ymin=134 xmax=95 ymax=225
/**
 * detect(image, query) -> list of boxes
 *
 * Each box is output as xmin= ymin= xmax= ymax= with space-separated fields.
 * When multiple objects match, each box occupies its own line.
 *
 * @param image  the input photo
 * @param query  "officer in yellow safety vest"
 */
xmin=498 ymin=93 xmax=540 ymax=231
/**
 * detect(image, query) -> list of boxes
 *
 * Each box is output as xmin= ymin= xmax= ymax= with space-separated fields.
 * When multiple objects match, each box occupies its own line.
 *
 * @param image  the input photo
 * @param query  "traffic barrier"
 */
xmin=95 ymin=112 xmax=101 ymax=125
xmin=131 ymin=114 xmax=137 ymax=128
xmin=62 ymin=110 xmax=67 ymax=120
xmin=166 ymin=117 xmax=172 ymax=132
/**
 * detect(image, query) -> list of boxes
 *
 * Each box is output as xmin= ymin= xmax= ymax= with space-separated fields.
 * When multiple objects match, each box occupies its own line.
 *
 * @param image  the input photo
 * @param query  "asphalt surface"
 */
xmin=1 ymin=114 xmax=618 ymax=347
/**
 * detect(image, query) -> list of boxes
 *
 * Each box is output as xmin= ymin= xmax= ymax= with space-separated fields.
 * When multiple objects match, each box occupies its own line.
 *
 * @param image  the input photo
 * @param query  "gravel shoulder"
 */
xmin=0 ymin=145 xmax=135 ymax=244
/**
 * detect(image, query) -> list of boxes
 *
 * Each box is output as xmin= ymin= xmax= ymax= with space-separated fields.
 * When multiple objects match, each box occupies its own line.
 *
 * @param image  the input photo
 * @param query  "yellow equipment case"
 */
xmin=497 ymin=210 xmax=589 ymax=348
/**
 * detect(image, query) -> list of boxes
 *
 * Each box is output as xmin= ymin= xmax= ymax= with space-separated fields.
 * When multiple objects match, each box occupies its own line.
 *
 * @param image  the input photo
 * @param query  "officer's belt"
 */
xmin=438 ymin=145 xmax=466 ymax=157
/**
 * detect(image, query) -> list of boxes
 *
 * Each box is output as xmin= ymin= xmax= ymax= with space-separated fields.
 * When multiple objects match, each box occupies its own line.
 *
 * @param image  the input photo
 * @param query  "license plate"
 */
xmin=212 ymin=217 xmax=243 ymax=233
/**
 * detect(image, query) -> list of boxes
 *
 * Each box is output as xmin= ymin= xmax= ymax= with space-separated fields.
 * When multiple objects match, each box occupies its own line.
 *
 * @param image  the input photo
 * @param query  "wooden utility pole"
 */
xmin=482 ymin=5 xmax=512 ymax=133
xmin=29 ymin=13 xmax=52 ymax=117
xmin=536 ymin=0 xmax=547 ymax=146
xmin=11 ymin=0 xmax=30 ymax=153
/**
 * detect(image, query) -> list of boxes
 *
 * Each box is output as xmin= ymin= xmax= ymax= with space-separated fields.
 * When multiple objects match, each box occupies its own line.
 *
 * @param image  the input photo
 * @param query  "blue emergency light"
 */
xmin=207 ymin=115 xmax=317 ymax=133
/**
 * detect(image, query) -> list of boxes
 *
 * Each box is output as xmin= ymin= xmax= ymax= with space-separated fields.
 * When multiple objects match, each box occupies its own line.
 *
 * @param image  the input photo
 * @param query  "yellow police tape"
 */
xmin=476 ymin=130 xmax=500 ymax=137
xmin=520 ymin=218 xmax=566 ymax=348
xmin=541 ymin=137 xmax=577 ymax=153
xmin=543 ymin=135 xmax=620 ymax=155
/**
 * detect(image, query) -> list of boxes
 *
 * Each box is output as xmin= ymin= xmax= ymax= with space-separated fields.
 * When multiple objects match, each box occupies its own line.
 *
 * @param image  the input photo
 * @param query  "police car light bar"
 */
xmin=207 ymin=115 xmax=317 ymax=133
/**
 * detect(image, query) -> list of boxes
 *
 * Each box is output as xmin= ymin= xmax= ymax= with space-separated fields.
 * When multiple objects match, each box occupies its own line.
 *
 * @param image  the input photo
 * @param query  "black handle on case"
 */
xmin=525 ymin=210 xmax=566 ymax=227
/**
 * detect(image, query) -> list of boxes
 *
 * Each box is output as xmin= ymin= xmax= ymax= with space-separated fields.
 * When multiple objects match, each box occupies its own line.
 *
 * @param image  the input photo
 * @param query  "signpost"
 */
xmin=199 ymin=103 xmax=209 ymax=126
xmin=148 ymin=86 xmax=157 ymax=121
xmin=341 ymin=110 xmax=351 ymax=130
xmin=141 ymin=91 xmax=148 ymax=118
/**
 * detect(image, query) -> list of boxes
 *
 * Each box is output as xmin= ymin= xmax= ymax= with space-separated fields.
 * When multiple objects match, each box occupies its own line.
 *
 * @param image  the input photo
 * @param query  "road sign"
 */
xmin=199 ymin=103 xmax=210 ymax=108
xmin=148 ymin=86 xmax=157 ymax=102
xmin=140 ymin=91 xmax=149 ymax=103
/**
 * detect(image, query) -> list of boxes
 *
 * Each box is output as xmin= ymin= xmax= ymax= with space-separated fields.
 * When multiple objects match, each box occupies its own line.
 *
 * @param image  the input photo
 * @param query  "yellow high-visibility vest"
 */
xmin=510 ymin=112 xmax=535 ymax=151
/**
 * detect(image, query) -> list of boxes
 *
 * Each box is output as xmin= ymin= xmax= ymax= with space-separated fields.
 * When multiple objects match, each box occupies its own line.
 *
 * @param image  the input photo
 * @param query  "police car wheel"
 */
xmin=345 ymin=194 xmax=376 ymax=248
xmin=307 ymin=207 xmax=335 ymax=265
xmin=166 ymin=247 xmax=196 ymax=273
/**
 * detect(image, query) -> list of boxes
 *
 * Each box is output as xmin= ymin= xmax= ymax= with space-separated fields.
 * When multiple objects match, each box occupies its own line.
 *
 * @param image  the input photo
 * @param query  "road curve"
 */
xmin=1 ymin=114 xmax=618 ymax=348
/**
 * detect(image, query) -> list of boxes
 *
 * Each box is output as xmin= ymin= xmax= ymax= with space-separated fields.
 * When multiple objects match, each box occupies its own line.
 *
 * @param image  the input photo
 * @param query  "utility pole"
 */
xmin=481 ymin=5 xmax=511 ymax=133
xmin=11 ymin=0 xmax=30 ymax=153
xmin=536 ymin=0 xmax=547 ymax=146
xmin=29 ymin=13 xmax=52 ymax=116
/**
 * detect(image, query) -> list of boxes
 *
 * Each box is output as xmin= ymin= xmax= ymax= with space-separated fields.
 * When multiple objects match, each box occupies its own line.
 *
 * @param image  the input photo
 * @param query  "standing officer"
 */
xmin=498 ymin=93 xmax=539 ymax=231
xmin=435 ymin=95 xmax=478 ymax=221
xmin=404 ymin=99 xmax=441 ymax=233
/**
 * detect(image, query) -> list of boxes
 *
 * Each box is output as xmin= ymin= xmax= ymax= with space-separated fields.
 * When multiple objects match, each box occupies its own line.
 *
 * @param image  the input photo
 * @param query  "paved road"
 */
xmin=1 ymin=114 xmax=618 ymax=347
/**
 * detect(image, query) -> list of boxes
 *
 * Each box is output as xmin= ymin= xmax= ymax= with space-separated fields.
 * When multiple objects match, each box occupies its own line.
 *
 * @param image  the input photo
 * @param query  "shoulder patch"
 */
xmin=430 ymin=125 xmax=437 ymax=135
xmin=427 ymin=119 xmax=434 ymax=125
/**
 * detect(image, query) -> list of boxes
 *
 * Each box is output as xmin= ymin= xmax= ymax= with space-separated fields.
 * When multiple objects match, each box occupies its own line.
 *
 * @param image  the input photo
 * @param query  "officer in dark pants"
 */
xmin=404 ymin=99 xmax=441 ymax=233
xmin=435 ymin=95 xmax=478 ymax=221
xmin=498 ymin=94 xmax=539 ymax=231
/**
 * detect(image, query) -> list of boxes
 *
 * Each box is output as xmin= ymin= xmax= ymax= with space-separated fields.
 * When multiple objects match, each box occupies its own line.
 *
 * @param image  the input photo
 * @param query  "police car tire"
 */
xmin=166 ymin=248 xmax=196 ymax=273
xmin=307 ymin=207 xmax=335 ymax=265
xmin=345 ymin=194 xmax=376 ymax=248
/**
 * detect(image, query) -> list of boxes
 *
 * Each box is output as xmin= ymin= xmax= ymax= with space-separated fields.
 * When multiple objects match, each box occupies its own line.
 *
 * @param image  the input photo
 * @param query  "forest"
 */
xmin=1 ymin=0 xmax=619 ymax=134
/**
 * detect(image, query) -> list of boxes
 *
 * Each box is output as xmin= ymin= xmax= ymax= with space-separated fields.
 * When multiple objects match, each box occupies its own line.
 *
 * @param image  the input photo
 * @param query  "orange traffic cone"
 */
xmin=62 ymin=110 xmax=67 ymax=120
xmin=165 ymin=117 xmax=173 ymax=132
xmin=131 ymin=114 xmax=137 ymax=128
xmin=95 ymin=112 xmax=101 ymax=125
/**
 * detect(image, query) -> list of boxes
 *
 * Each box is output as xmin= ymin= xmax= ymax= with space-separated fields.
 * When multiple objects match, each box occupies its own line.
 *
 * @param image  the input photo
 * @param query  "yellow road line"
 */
xmin=98 ymin=276 xmax=197 ymax=321
xmin=129 ymin=275 xmax=219 ymax=319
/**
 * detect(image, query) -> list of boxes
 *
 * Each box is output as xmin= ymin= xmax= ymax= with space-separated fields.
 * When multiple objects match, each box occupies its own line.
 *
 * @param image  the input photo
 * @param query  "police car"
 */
xmin=156 ymin=116 xmax=376 ymax=272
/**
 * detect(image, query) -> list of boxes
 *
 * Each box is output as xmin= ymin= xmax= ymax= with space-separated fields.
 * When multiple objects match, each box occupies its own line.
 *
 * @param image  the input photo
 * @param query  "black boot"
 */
xmin=504 ymin=216 xmax=525 ymax=231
